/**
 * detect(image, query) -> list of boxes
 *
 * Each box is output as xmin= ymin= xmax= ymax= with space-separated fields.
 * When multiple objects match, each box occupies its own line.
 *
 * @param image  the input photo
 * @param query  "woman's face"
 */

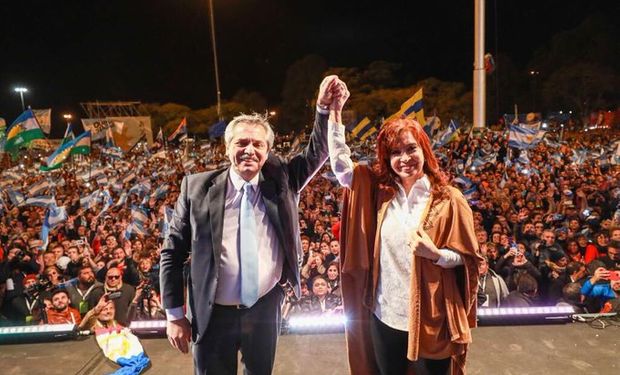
xmin=327 ymin=265 xmax=339 ymax=280
xmin=320 ymin=242 xmax=330 ymax=255
xmin=567 ymin=241 xmax=579 ymax=254
xmin=389 ymin=131 xmax=425 ymax=186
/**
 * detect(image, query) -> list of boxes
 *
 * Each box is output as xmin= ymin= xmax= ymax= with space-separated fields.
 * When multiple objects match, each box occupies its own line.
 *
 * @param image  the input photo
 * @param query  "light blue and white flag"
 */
xmin=152 ymin=184 xmax=170 ymax=200
xmin=508 ymin=124 xmax=538 ymax=149
xmin=6 ymin=188 xmax=26 ymax=206
xmin=115 ymin=191 xmax=128 ymax=207
xmin=40 ymin=204 xmax=68 ymax=250
xmin=28 ymin=179 xmax=51 ymax=197
xmin=131 ymin=206 xmax=149 ymax=226
xmin=25 ymin=195 xmax=56 ymax=208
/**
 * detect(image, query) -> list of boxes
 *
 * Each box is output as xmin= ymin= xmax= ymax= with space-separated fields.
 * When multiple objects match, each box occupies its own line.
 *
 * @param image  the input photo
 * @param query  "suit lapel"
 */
xmin=259 ymin=172 xmax=286 ymax=250
xmin=207 ymin=170 xmax=229 ymax=262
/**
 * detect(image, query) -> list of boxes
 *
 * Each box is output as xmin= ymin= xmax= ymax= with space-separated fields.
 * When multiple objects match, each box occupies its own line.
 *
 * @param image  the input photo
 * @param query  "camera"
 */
xmin=24 ymin=275 xmax=53 ymax=298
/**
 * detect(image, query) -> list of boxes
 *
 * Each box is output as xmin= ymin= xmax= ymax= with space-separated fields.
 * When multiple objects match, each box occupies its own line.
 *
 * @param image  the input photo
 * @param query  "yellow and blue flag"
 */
xmin=350 ymin=117 xmax=377 ymax=141
xmin=384 ymin=88 xmax=425 ymax=125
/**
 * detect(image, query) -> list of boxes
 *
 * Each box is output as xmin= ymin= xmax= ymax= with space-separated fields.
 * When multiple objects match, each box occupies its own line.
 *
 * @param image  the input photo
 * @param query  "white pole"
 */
xmin=473 ymin=0 xmax=486 ymax=130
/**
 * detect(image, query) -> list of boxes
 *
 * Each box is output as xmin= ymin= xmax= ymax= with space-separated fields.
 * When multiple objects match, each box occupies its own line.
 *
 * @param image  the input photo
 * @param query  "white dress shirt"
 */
xmin=328 ymin=121 xmax=463 ymax=331
xmin=215 ymin=169 xmax=283 ymax=305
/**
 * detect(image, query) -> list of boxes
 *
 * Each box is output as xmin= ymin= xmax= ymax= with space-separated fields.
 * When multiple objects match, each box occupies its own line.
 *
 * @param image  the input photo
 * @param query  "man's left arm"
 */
xmin=287 ymin=75 xmax=349 ymax=193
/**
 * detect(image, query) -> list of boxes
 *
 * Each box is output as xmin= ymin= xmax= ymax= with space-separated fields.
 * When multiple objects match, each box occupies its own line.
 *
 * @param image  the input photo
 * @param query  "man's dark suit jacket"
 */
xmin=160 ymin=111 xmax=328 ymax=343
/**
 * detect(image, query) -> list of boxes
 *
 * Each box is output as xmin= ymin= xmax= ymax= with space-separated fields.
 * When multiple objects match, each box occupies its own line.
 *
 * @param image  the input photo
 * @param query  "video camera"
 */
xmin=24 ymin=274 xmax=53 ymax=299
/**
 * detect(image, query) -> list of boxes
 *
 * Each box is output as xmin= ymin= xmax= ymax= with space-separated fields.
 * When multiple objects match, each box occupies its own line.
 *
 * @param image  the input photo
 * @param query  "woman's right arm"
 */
xmin=328 ymin=122 xmax=354 ymax=188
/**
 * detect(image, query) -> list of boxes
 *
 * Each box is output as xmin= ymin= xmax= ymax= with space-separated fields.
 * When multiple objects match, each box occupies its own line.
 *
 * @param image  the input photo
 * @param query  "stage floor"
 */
xmin=2 ymin=323 xmax=619 ymax=374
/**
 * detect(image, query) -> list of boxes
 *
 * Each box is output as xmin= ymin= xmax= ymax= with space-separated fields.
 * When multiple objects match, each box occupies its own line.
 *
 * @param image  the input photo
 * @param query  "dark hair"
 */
xmin=562 ymin=282 xmax=582 ymax=304
xmin=608 ymin=240 xmax=620 ymax=249
xmin=566 ymin=261 xmax=584 ymax=276
xmin=311 ymin=274 xmax=328 ymax=286
xmin=516 ymin=273 xmax=538 ymax=294
xmin=51 ymin=288 xmax=70 ymax=299
xmin=373 ymin=118 xmax=448 ymax=198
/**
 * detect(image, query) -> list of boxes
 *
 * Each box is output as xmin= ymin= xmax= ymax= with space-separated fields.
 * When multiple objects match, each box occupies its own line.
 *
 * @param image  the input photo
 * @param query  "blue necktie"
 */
xmin=239 ymin=182 xmax=259 ymax=306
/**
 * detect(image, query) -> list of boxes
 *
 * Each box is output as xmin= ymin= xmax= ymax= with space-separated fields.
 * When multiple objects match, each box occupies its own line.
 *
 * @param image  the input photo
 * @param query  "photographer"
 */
xmin=128 ymin=279 xmax=165 ymax=320
xmin=0 ymin=245 xmax=41 ymax=323
xmin=90 ymin=267 xmax=135 ymax=325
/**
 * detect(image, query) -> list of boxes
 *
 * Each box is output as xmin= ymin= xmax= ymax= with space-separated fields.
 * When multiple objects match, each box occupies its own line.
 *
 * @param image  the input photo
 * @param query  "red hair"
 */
xmin=373 ymin=118 xmax=448 ymax=197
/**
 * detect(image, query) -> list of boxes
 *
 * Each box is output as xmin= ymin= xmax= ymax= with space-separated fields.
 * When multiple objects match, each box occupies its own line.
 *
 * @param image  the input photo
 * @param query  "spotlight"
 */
xmin=477 ymin=306 xmax=573 ymax=326
xmin=129 ymin=320 xmax=167 ymax=337
xmin=0 ymin=324 xmax=77 ymax=344
xmin=286 ymin=314 xmax=347 ymax=334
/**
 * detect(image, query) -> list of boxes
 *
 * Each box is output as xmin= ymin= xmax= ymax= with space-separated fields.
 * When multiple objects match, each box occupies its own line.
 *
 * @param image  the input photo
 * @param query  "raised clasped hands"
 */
xmin=317 ymin=75 xmax=350 ymax=123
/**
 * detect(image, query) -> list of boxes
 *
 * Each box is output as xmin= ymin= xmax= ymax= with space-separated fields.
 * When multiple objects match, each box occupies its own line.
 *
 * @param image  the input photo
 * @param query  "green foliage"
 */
xmin=541 ymin=63 xmax=618 ymax=117
xmin=279 ymin=54 xmax=328 ymax=132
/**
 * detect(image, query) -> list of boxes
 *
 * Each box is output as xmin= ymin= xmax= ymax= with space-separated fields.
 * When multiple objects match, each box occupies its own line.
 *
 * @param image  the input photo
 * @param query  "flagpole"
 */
xmin=473 ymin=0 xmax=486 ymax=132
xmin=208 ymin=0 xmax=223 ymax=121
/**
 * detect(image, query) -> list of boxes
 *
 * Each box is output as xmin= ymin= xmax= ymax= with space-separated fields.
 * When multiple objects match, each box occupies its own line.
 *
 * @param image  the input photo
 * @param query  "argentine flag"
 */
xmin=95 ymin=326 xmax=150 ymax=374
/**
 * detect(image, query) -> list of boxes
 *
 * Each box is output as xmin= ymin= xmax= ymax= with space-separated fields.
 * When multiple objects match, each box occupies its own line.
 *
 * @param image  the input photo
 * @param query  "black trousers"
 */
xmin=192 ymin=286 xmax=284 ymax=375
xmin=370 ymin=314 xmax=451 ymax=375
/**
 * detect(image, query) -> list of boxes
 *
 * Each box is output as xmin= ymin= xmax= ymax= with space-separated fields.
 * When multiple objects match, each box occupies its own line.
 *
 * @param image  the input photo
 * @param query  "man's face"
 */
xmin=534 ymin=223 xmax=544 ymax=236
xmin=312 ymin=278 xmax=328 ymax=297
xmin=98 ymin=302 xmax=116 ymax=322
xmin=227 ymin=123 xmax=269 ymax=181
xmin=78 ymin=268 xmax=95 ymax=284
xmin=43 ymin=252 xmax=56 ymax=267
xmin=106 ymin=269 xmax=122 ymax=288
xmin=52 ymin=293 xmax=69 ymax=311
xmin=611 ymin=229 xmax=620 ymax=242
xmin=569 ymin=219 xmax=580 ymax=231
xmin=67 ymin=247 xmax=80 ymax=261
xmin=608 ymin=246 xmax=620 ymax=261
xmin=543 ymin=231 xmax=555 ymax=246
xmin=476 ymin=230 xmax=487 ymax=244
xmin=113 ymin=248 xmax=126 ymax=261
xmin=52 ymin=246 xmax=64 ymax=259
xmin=105 ymin=236 xmax=117 ymax=249
xmin=301 ymin=239 xmax=309 ymax=253
xmin=523 ymin=223 xmax=535 ymax=235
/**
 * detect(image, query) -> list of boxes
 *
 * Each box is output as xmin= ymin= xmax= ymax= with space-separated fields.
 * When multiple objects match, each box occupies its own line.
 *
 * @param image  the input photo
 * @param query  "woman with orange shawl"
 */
xmin=328 ymin=115 xmax=481 ymax=375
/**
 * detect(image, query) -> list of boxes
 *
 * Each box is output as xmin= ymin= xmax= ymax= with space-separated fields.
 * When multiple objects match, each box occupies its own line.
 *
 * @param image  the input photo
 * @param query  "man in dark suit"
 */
xmin=160 ymin=75 xmax=349 ymax=374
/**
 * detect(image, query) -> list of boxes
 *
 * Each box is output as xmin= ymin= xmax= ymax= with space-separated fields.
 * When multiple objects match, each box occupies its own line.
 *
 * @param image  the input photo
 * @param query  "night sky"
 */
xmin=0 ymin=0 xmax=615 ymax=135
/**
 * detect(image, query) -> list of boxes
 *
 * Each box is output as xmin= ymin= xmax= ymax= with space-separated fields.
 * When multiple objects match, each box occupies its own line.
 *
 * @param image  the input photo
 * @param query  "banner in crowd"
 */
xmin=33 ymin=109 xmax=52 ymax=134
xmin=83 ymin=117 xmax=153 ymax=152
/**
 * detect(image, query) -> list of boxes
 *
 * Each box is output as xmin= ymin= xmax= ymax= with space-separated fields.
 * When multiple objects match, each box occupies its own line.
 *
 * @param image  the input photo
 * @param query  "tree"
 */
xmin=541 ymin=63 xmax=619 ymax=119
xmin=279 ymin=55 xmax=328 ymax=132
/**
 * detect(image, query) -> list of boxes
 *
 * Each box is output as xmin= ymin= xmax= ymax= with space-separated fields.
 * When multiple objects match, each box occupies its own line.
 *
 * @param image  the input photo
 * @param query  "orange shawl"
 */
xmin=340 ymin=165 xmax=481 ymax=375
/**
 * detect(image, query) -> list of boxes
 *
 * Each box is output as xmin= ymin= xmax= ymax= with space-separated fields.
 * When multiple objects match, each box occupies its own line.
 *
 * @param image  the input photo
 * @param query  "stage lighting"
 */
xmin=129 ymin=320 xmax=167 ymax=337
xmin=477 ymin=306 xmax=574 ymax=326
xmin=0 ymin=324 xmax=77 ymax=344
xmin=286 ymin=314 xmax=347 ymax=334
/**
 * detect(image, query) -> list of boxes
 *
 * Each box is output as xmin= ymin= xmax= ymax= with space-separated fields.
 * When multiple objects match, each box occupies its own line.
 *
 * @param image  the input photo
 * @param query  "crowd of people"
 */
xmin=1 ymin=121 xmax=619 ymax=331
